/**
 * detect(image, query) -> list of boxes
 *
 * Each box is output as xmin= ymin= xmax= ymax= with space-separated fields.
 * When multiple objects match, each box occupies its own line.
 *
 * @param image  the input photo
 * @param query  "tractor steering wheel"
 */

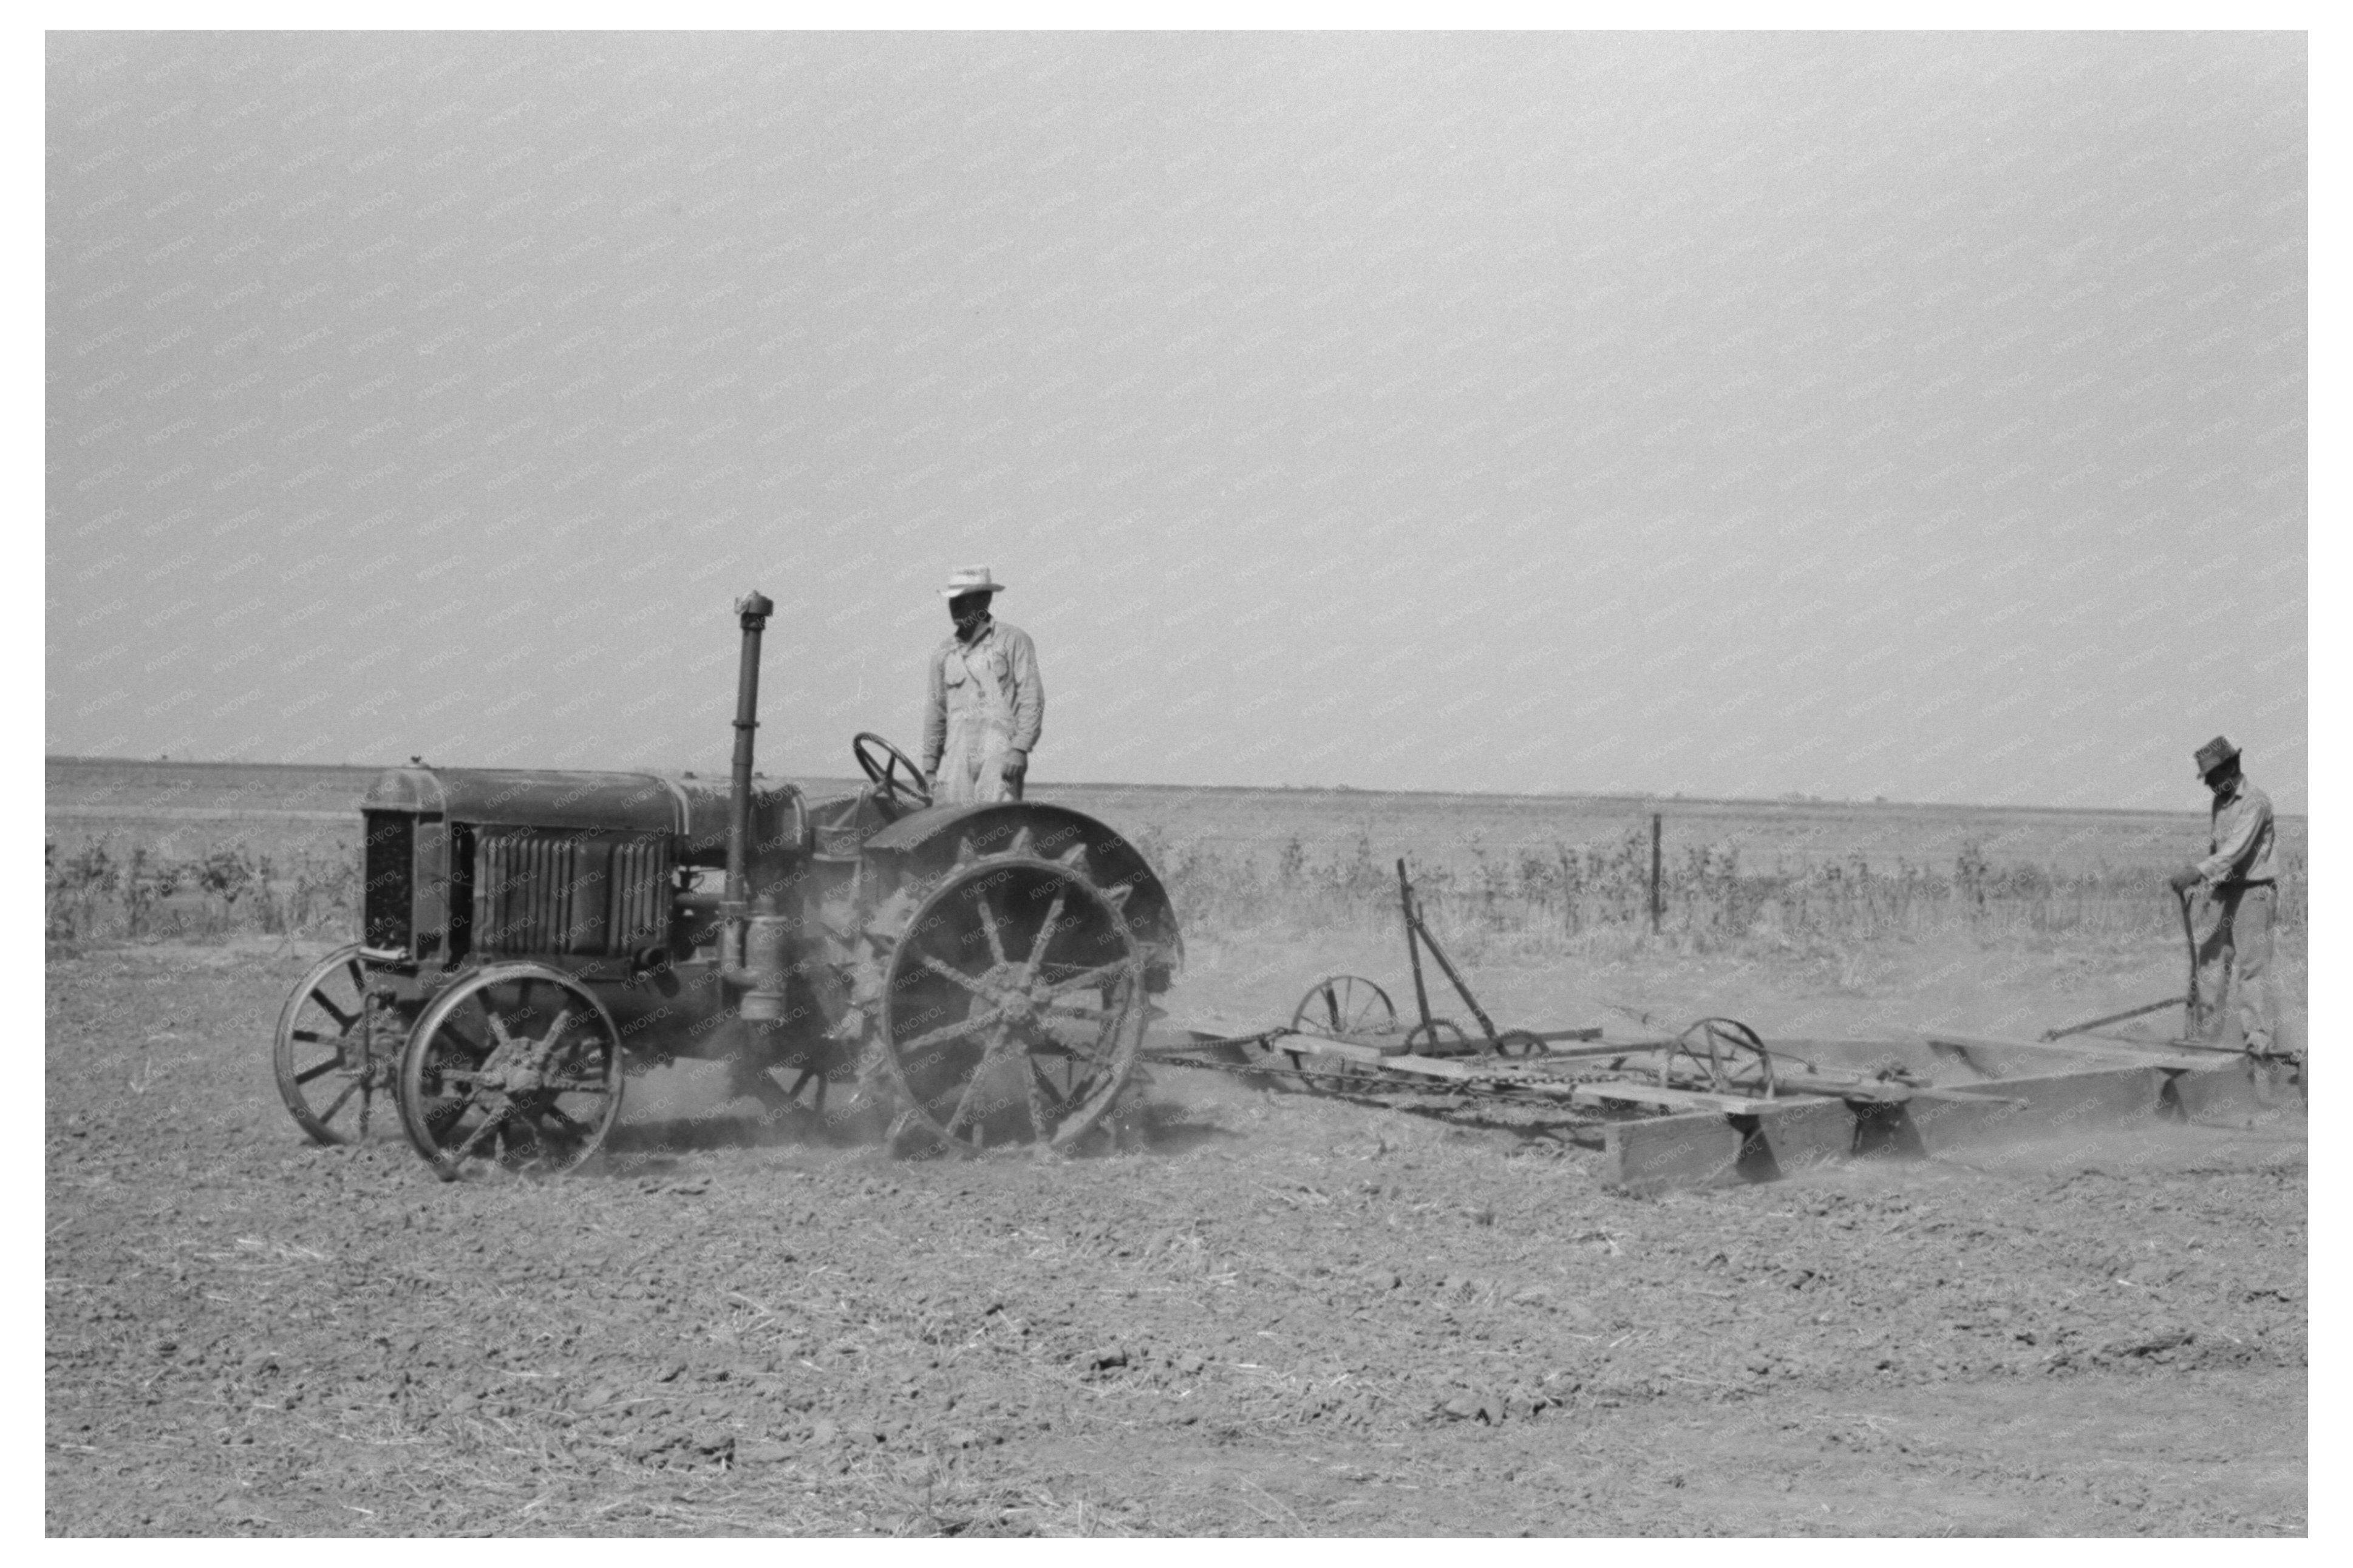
xmin=854 ymin=732 xmax=933 ymax=810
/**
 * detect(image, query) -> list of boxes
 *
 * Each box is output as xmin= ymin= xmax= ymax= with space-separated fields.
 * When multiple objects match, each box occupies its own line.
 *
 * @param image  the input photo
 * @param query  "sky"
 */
xmin=44 ymin=30 xmax=2307 ymax=812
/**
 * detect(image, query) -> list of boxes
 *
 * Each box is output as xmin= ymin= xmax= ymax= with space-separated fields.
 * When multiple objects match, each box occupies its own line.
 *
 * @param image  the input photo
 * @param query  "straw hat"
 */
xmin=2193 ymin=735 xmax=2240 ymax=778
xmin=939 ymin=565 xmax=1007 ymax=598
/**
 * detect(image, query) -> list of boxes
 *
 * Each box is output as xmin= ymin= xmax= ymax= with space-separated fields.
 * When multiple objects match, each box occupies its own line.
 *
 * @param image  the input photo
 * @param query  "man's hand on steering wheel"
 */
xmin=853 ymin=732 xmax=933 ymax=809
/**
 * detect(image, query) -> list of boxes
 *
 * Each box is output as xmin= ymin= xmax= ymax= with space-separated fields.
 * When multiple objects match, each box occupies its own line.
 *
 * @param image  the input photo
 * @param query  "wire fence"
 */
xmin=1129 ymin=824 xmax=2306 ymax=953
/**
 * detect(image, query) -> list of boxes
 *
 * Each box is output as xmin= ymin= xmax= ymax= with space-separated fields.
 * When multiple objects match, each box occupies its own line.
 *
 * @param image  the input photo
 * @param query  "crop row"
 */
xmin=44 ymin=838 xmax=357 ymax=946
xmin=44 ymin=825 xmax=2304 ymax=957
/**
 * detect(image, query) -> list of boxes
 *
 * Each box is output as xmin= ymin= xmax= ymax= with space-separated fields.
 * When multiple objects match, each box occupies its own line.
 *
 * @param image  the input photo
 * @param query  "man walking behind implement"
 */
xmin=2167 ymin=736 xmax=2286 ymax=1059
xmin=921 ymin=566 xmax=1043 ymax=805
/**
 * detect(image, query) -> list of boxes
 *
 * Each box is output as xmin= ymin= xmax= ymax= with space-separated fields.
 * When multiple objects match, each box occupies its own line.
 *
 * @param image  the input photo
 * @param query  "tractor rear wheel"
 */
xmin=397 ymin=963 xmax=625 ymax=1180
xmin=873 ymin=835 xmax=1146 ymax=1154
xmin=273 ymin=943 xmax=404 ymax=1144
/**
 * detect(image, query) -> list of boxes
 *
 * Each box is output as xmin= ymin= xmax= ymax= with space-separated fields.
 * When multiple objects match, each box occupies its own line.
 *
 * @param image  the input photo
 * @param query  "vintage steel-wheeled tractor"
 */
xmin=271 ymin=592 xmax=1182 ymax=1178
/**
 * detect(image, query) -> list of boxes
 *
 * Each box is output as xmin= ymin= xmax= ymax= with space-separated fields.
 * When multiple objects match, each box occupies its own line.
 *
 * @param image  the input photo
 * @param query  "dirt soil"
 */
xmin=47 ymin=938 xmax=2306 ymax=1536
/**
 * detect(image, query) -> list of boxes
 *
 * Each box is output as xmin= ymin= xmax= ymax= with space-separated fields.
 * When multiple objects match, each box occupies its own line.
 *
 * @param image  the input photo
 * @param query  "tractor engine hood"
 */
xmin=361 ymin=766 xmax=803 ymax=861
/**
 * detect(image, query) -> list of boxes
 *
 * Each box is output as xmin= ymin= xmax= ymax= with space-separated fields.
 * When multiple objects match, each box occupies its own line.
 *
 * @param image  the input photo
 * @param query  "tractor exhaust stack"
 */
xmin=723 ymin=591 xmax=774 ymax=947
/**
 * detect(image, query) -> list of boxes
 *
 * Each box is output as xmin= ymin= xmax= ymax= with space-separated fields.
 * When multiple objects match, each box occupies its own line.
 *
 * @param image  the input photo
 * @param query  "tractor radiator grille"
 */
xmin=472 ymin=832 xmax=671 ymax=957
xmin=361 ymin=811 xmax=415 ymax=953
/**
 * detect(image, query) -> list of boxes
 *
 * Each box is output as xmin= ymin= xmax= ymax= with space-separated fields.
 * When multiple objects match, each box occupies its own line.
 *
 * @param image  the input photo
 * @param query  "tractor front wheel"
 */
xmin=273 ymin=943 xmax=405 ymax=1145
xmin=397 ymin=963 xmax=625 ymax=1180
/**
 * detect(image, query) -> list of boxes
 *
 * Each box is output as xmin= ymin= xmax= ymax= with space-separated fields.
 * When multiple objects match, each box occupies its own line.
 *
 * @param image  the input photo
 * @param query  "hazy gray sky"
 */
xmin=45 ymin=32 xmax=2306 ymax=812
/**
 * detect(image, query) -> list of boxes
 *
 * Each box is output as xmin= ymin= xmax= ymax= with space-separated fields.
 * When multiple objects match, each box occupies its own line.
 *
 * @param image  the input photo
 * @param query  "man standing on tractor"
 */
xmin=921 ymin=565 xmax=1043 ymax=804
xmin=2167 ymin=736 xmax=2284 ymax=1059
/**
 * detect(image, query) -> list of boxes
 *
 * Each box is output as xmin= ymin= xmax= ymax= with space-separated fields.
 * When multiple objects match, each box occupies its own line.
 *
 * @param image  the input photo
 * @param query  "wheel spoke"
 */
xmin=315 ymin=1076 xmax=363 ymax=1125
xmin=1021 ymin=1050 xmax=1054 ymax=1142
xmin=1020 ymin=888 xmax=1069 ymax=984
xmin=1033 ymin=1054 xmax=1077 ymax=1104
xmin=918 ymin=954 xmax=995 ymax=999
xmin=1041 ymin=961 xmax=1134 ymax=997
xmin=451 ymin=1103 xmax=508 ymax=1162
xmin=312 ymin=993 xmax=355 ymax=1031
xmin=1019 ymin=1019 xmax=1112 ymax=1070
xmin=898 ymin=1010 xmax=998 ymax=1057
xmin=975 ymin=894 xmax=1009 ymax=969
xmin=293 ymin=1057 xmax=343 ymax=1086
xmin=491 ymin=1117 xmax=543 ymax=1168
xmin=942 ymin=1023 xmax=1014 ymax=1136
xmin=1321 ymin=985 xmax=1343 ymax=1033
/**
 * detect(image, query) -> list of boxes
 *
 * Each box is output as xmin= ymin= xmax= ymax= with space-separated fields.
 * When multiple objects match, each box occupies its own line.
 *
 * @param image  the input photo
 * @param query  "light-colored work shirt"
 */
xmin=2196 ymin=778 xmax=2278 ymax=887
xmin=921 ymin=617 xmax=1043 ymax=778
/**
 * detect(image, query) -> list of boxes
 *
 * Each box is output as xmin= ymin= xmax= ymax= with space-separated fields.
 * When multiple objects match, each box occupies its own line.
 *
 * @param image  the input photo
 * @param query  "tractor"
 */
xmin=271 ymin=592 xmax=1182 ymax=1178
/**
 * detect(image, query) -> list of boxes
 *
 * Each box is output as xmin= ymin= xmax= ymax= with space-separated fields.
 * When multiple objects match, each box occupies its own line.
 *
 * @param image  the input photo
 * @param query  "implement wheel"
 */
xmin=1272 ymin=975 xmax=1400 ymax=1091
xmin=397 ymin=963 xmax=625 ymax=1180
xmin=874 ymin=833 xmax=1146 ymax=1154
xmin=1665 ymin=1016 xmax=1776 ymax=1099
xmin=1403 ymin=1017 xmax=1470 ymax=1055
xmin=273 ymin=943 xmax=405 ymax=1144
xmin=1291 ymin=975 xmax=1397 ymax=1040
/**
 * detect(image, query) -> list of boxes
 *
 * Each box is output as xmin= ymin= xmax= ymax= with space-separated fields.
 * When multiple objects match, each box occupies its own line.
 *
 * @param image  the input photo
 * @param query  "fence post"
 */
xmin=1650 ymin=813 xmax=1663 ymax=935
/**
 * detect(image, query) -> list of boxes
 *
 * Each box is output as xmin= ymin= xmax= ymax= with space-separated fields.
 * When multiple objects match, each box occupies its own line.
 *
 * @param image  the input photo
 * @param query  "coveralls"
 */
xmin=2189 ymin=774 xmax=2282 ymax=1055
xmin=921 ymin=616 xmax=1043 ymax=806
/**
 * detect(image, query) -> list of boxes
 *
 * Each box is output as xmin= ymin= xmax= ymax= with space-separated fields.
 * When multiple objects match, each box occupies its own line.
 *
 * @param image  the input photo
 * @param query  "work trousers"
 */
xmin=936 ymin=718 xmax=1023 ymax=804
xmin=2190 ymin=883 xmax=2280 ymax=1055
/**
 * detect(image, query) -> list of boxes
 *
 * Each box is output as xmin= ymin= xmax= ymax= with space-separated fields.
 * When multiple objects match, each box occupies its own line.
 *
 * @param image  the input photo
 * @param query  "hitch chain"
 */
xmin=1150 ymin=1048 xmax=1624 ymax=1108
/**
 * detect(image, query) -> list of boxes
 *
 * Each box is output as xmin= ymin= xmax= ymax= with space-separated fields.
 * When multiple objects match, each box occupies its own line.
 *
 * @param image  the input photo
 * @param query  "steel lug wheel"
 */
xmin=876 ymin=847 xmax=1146 ymax=1153
xmin=398 ymin=963 xmax=625 ymax=1181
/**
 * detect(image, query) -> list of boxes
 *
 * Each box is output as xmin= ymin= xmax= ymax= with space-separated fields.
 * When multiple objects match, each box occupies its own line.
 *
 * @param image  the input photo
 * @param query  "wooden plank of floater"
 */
xmin=1604 ymin=1109 xmax=1746 ymax=1193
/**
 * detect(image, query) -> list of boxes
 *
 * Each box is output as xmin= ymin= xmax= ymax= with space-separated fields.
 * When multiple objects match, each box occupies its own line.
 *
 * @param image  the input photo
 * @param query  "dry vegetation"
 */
xmin=44 ymin=762 xmax=2306 ymax=968
xmin=1132 ymin=821 xmax=2309 ymax=959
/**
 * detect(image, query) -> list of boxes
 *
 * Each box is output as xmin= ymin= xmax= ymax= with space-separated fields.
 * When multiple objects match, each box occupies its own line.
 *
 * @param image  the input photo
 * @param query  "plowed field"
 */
xmin=46 ymin=935 xmax=2306 ymax=1536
